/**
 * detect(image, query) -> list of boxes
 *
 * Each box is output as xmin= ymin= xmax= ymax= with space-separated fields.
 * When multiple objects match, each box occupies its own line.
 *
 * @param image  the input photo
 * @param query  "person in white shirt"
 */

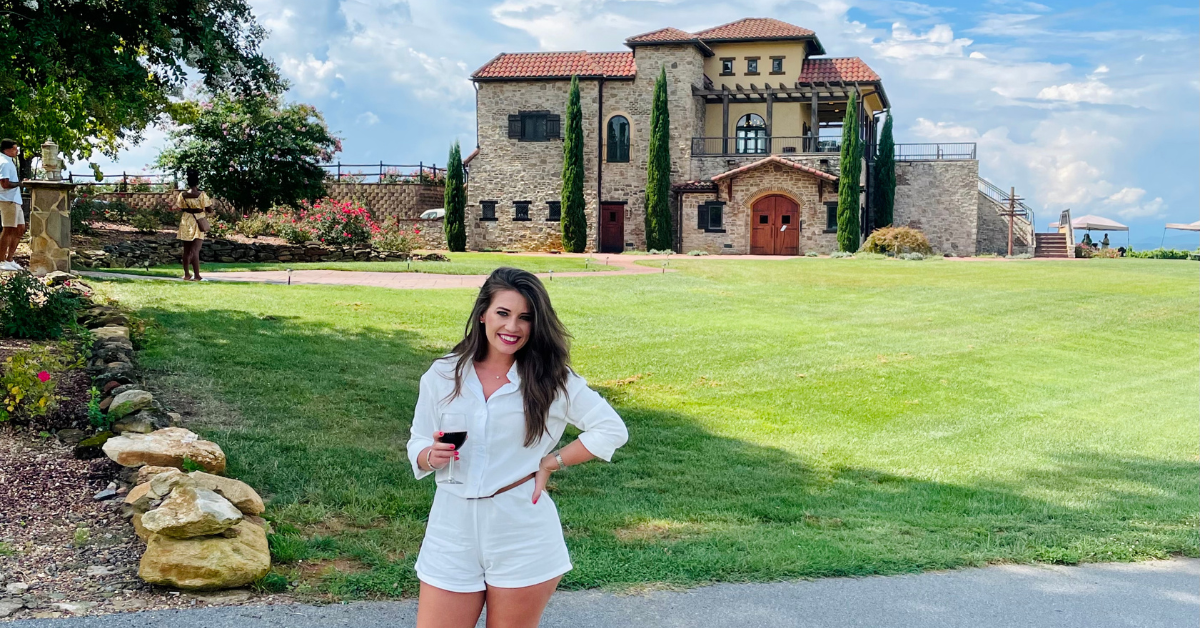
xmin=408 ymin=267 xmax=628 ymax=628
xmin=0 ymin=139 xmax=25 ymax=271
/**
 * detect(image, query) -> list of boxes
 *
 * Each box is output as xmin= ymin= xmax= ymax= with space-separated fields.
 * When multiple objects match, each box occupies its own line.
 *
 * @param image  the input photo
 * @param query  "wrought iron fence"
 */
xmin=65 ymin=161 xmax=448 ymax=191
xmin=893 ymin=143 xmax=976 ymax=161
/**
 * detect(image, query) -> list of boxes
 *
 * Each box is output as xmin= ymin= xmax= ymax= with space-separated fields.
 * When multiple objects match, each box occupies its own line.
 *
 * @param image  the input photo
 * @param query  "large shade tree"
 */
xmin=444 ymin=141 xmax=466 ymax=251
xmin=156 ymin=93 xmax=340 ymax=214
xmin=644 ymin=67 xmax=673 ymax=251
xmin=0 ymin=0 xmax=279 ymax=174
xmin=836 ymin=93 xmax=861 ymax=252
xmin=560 ymin=76 xmax=587 ymax=253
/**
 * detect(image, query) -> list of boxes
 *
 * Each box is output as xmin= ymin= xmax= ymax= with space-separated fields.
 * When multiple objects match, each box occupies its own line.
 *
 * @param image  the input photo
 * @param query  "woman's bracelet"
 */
xmin=554 ymin=452 xmax=567 ymax=471
xmin=425 ymin=448 xmax=440 ymax=471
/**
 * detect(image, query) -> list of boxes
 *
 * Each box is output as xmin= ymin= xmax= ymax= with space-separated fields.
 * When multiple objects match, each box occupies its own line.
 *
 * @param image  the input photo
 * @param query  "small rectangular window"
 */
xmin=513 ymin=111 xmax=559 ymax=141
xmin=745 ymin=58 xmax=759 ymax=74
xmin=547 ymin=201 xmax=561 ymax=221
xmin=759 ymin=214 xmax=769 ymax=224
xmin=770 ymin=57 xmax=784 ymax=74
xmin=481 ymin=201 xmax=498 ymax=221
xmin=781 ymin=214 xmax=791 ymax=225
xmin=706 ymin=202 xmax=724 ymax=231
xmin=825 ymin=202 xmax=838 ymax=232
xmin=720 ymin=58 xmax=734 ymax=75
xmin=514 ymin=201 xmax=531 ymax=221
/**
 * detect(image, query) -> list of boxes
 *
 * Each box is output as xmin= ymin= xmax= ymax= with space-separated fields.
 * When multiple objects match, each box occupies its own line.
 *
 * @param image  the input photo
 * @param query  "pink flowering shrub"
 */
xmin=372 ymin=216 xmax=423 ymax=253
xmin=271 ymin=198 xmax=380 ymax=247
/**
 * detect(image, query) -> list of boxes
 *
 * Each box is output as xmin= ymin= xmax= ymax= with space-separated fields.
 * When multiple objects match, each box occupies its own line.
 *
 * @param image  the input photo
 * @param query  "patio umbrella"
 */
xmin=1161 ymin=220 xmax=1200 ymax=247
xmin=1049 ymin=214 xmax=1130 ymax=246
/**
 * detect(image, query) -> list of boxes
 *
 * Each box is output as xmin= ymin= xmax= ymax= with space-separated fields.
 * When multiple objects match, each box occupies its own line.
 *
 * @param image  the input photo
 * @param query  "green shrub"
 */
xmin=831 ymin=251 xmax=855 ymax=259
xmin=1127 ymin=248 xmax=1193 ymax=260
xmin=207 ymin=217 xmax=234 ymax=239
xmin=70 ymin=200 xmax=96 ymax=235
xmin=0 ymin=346 xmax=65 ymax=423
xmin=805 ymin=251 xmax=819 ymax=257
xmin=235 ymin=214 xmax=275 ymax=238
xmin=0 ymin=273 xmax=82 ymax=340
xmin=87 ymin=386 xmax=110 ymax=430
xmin=254 ymin=571 xmax=290 ymax=593
xmin=130 ymin=205 xmax=161 ymax=234
xmin=899 ymin=252 xmax=925 ymax=261
xmin=1091 ymin=248 xmax=1120 ymax=259
xmin=686 ymin=250 xmax=709 ymax=256
xmin=372 ymin=216 xmax=422 ymax=253
xmin=861 ymin=226 xmax=933 ymax=255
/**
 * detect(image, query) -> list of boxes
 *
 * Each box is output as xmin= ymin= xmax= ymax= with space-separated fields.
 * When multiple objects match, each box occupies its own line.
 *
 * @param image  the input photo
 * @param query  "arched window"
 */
xmin=736 ymin=113 xmax=767 ymax=154
xmin=607 ymin=115 xmax=630 ymax=163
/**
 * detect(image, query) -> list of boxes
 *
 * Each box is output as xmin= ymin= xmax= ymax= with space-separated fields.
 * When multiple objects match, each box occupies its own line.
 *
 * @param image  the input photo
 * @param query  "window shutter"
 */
xmin=697 ymin=203 xmax=709 ymax=229
xmin=546 ymin=114 xmax=561 ymax=139
xmin=508 ymin=115 xmax=521 ymax=139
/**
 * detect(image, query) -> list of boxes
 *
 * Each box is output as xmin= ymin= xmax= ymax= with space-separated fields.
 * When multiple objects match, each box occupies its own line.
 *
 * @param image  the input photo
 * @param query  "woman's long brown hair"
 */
xmin=448 ymin=267 xmax=571 ymax=447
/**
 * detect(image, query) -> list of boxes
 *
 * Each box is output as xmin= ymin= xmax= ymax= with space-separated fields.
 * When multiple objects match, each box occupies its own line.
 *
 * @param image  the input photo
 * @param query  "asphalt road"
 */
xmin=10 ymin=558 xmax=1197 ymax=628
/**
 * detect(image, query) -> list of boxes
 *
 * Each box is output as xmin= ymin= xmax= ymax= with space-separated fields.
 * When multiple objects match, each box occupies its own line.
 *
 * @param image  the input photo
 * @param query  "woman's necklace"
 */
xmin=478 ymin=362 xmax=508 ymax=380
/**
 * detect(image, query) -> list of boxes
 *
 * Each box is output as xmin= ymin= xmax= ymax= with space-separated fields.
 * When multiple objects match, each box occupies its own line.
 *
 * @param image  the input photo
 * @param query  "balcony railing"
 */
xmin=691 ymin=136 xmax=841 ymax=156
xmin=893 ymin=143 xmax=976 ymax=161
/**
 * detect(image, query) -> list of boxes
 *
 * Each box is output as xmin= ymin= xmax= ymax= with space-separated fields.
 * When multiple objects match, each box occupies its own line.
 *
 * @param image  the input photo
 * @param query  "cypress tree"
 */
xmin=560 ymin=75 xmax=587 ymax=252
xmin=874 ymin=111 xmax=896 ymax=229
xmin=443 ymin=140 xmax=466 ymax=251
xmin=644 ymin=67 xmax=673 ymax=251
xmin=836 ymin=93 xmax=861 ymax=252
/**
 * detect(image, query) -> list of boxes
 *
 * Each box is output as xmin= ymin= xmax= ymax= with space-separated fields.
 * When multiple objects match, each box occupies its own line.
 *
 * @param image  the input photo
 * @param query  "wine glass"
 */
xmin=437 ymin=413 xmax=468 ymax=485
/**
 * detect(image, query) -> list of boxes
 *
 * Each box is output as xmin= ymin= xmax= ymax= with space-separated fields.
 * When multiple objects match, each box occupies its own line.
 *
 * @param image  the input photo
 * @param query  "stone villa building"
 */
xmin=466 ymin=17 xmax=1031 ymax=255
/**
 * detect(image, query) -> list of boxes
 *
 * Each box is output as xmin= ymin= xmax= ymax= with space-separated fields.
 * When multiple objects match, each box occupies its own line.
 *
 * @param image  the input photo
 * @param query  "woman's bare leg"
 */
xmin=181 ymin=241 xmax=194 ymax=280
xmin=416 ymin=582 xmax=485 ymax=628
xmin=190 ymin=241 xmax=203 ymax=280
xmin=483 ymin=576 xmax=560 ymax=628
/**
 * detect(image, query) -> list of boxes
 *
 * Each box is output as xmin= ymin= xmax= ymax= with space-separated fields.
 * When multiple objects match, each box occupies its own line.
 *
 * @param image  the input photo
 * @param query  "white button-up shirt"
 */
xmin=407 ymin=357 xmax=628 ymax=498
xmin=0 ymin=155 xmax=20 ymax=203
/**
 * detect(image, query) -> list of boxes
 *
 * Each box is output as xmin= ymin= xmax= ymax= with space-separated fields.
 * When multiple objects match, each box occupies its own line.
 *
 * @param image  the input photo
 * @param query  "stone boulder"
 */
xmin=102 ymin=427 xmax=226 ymax=474
xmin=138 ymin=520 xmax=271 ymax=590
xmin=113 ymin=409 xmax=172 ymax=435
xmin=141 ymin=486 xmax=242 ymax=538
xmin=92 ymin=326 xmax=130 ymax=342
xmin=108 ymin=390 xmax=153 ymax=420
xmin=137 ymin=465 xmax=178 ymax=484
xmin=188 ymin=472 xmax=265 ymax=516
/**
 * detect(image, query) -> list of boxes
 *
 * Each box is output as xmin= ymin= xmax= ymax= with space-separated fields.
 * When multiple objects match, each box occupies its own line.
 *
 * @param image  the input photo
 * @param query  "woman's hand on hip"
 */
xmin=532 ymin=454 xmax=557 ymax=504
xmin=426 ymin=432 xmax=458 ymax=470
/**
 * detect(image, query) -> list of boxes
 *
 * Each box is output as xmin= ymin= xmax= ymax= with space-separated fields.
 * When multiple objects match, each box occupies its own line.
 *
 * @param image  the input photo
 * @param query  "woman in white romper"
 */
xmin=408 ymin=267 xmax=628 ymax=628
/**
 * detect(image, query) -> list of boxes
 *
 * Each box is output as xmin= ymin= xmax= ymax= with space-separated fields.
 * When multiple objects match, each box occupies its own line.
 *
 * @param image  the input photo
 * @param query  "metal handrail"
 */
xmin=691 ymin=135 xmax=840 ymax=156
xmin=978 ymin=176 xmax=1035 ymax=233
xmin=894 ymin=143 xmax=976 ymax=161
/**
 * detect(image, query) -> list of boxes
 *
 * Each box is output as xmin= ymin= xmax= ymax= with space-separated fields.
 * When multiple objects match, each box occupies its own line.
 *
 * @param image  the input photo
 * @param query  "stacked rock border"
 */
xmin=74 ymin=238 xmax=449 ymax=270
xmin=74 ymin=291 xmax=273 ymax=591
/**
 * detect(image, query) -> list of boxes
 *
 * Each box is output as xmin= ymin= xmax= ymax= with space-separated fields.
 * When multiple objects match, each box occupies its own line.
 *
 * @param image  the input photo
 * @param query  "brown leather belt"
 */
xmin=466 ymin=472 xmax=536 ymax=500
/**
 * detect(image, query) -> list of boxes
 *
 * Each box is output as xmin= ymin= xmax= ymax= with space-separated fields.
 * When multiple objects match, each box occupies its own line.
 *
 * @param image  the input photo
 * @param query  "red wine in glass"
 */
xmin=438 ymin=431 xmax=468 ymax=449
xmin=437 ymin=413 xmax=467 ymax=484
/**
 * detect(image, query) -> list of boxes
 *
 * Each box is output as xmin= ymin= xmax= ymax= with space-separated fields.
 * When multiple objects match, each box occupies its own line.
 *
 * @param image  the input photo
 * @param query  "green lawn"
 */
xmin=94 ymin=252 xmax=616 ymax=277
xmin=96 ymin=257 xmax=1198 ymax=597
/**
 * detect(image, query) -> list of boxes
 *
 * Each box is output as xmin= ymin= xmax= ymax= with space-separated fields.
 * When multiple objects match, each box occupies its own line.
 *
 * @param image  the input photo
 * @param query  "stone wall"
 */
xmin=87 ymin=182 xmax=443 ymax=220
xmin=467 ymin=44 xmax=706 ymax=253
xmin=393 ymin=218 xmax=446 ymax=250
xmin=976 ymin=192 xmax=1034 ymax=255
xmin=893 ymin=160 xmax=979 ymax=256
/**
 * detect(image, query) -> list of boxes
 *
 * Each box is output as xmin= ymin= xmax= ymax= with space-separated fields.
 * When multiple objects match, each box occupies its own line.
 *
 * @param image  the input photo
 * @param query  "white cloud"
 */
xmin=356 ymin=111 xmax=380 ymax=126
xmin=1102 ymin=188 xmax=1166 ymax=219
xmin=1091 ymin=64 xmax=1109 ymax=75
xmin=1037 ymin=80 xmax=1116 ymax=104
xmin=279 ymin=53 xmax=340 ymax=97
xmin=1115 ymin=197 xmax=1165 ymax=219
xmin=875 ymin=23 xmax=973 ymax=60
xmin=969 ymin=51 xmax=987 ymax=59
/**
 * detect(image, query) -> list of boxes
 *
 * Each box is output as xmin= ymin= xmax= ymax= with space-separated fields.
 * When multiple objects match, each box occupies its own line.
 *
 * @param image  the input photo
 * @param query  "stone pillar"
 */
xmin=25 ymin=180 xmax=74 ymax=276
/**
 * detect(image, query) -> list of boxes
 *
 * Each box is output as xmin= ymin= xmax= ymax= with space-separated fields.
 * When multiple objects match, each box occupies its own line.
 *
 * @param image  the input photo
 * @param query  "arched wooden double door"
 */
xmin=750 ymin=195 xmax=800 ymax=255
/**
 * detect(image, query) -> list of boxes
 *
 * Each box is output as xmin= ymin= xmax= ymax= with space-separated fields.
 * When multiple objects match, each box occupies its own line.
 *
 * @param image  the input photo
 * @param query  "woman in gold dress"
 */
xmin=175 ymin=168 xmax=211 ymax=281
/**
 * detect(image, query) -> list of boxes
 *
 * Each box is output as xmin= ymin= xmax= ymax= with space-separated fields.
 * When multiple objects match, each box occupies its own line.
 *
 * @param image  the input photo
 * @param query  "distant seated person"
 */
xmin=1101 ymin=234 xmax=1110 ymax=249
xmin=1117 ymin=246 xmax=1126 ymax=257
xmin=1081 ymin=233 xmax=1093 ymax=246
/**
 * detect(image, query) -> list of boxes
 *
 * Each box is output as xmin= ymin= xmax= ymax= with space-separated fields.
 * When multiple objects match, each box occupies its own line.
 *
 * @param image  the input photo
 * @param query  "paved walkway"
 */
xmin=79 ymin=254 xmax=684 ymax=290
xmin=10 ymin=558 xmax=1196 ymax=627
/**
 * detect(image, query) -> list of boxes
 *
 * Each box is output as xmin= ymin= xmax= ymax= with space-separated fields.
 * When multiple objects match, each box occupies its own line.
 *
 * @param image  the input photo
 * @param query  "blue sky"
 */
xmin=86 ymin=0 xmax=1199 ymax=248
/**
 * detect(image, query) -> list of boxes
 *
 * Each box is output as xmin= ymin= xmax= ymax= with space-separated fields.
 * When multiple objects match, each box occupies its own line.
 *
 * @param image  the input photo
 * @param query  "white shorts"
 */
xmin=0 ymin=201 xmax=23 ymax=228
xmin=415 ymin=480 xmax=572 ymax=592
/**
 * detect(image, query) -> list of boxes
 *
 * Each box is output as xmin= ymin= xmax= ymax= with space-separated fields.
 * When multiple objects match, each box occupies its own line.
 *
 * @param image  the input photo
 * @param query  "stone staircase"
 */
xmin=1034 ymin=232 xmax=1069 ymax=258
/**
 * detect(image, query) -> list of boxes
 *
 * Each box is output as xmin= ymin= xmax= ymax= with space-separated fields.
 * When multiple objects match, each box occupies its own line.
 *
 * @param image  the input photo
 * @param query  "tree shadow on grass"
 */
xmin=124 ymin=303 xmax=1199 ymax=597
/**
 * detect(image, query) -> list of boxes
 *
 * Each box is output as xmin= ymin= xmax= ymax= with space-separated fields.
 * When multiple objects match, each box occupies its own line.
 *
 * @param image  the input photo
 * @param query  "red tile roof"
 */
xmin=711 ymin=155 xmax=839 ymax=183
xmin=797 ymin=57 xmax=880 ymax=83
xmin=693 ymin=18 xmax=815 ymax=40
xmin=672 ymin=180 xmax=718 ymax=192
xmin=625 ymin=27 xmax=696 ymax=44
xmin=472 ymin=51 xmax=636 ymax=80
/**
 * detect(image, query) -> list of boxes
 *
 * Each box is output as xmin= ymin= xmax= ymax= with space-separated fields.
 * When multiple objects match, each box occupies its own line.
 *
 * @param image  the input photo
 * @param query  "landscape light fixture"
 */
xmin=287 ymin=268 xmax=292 ymax=285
